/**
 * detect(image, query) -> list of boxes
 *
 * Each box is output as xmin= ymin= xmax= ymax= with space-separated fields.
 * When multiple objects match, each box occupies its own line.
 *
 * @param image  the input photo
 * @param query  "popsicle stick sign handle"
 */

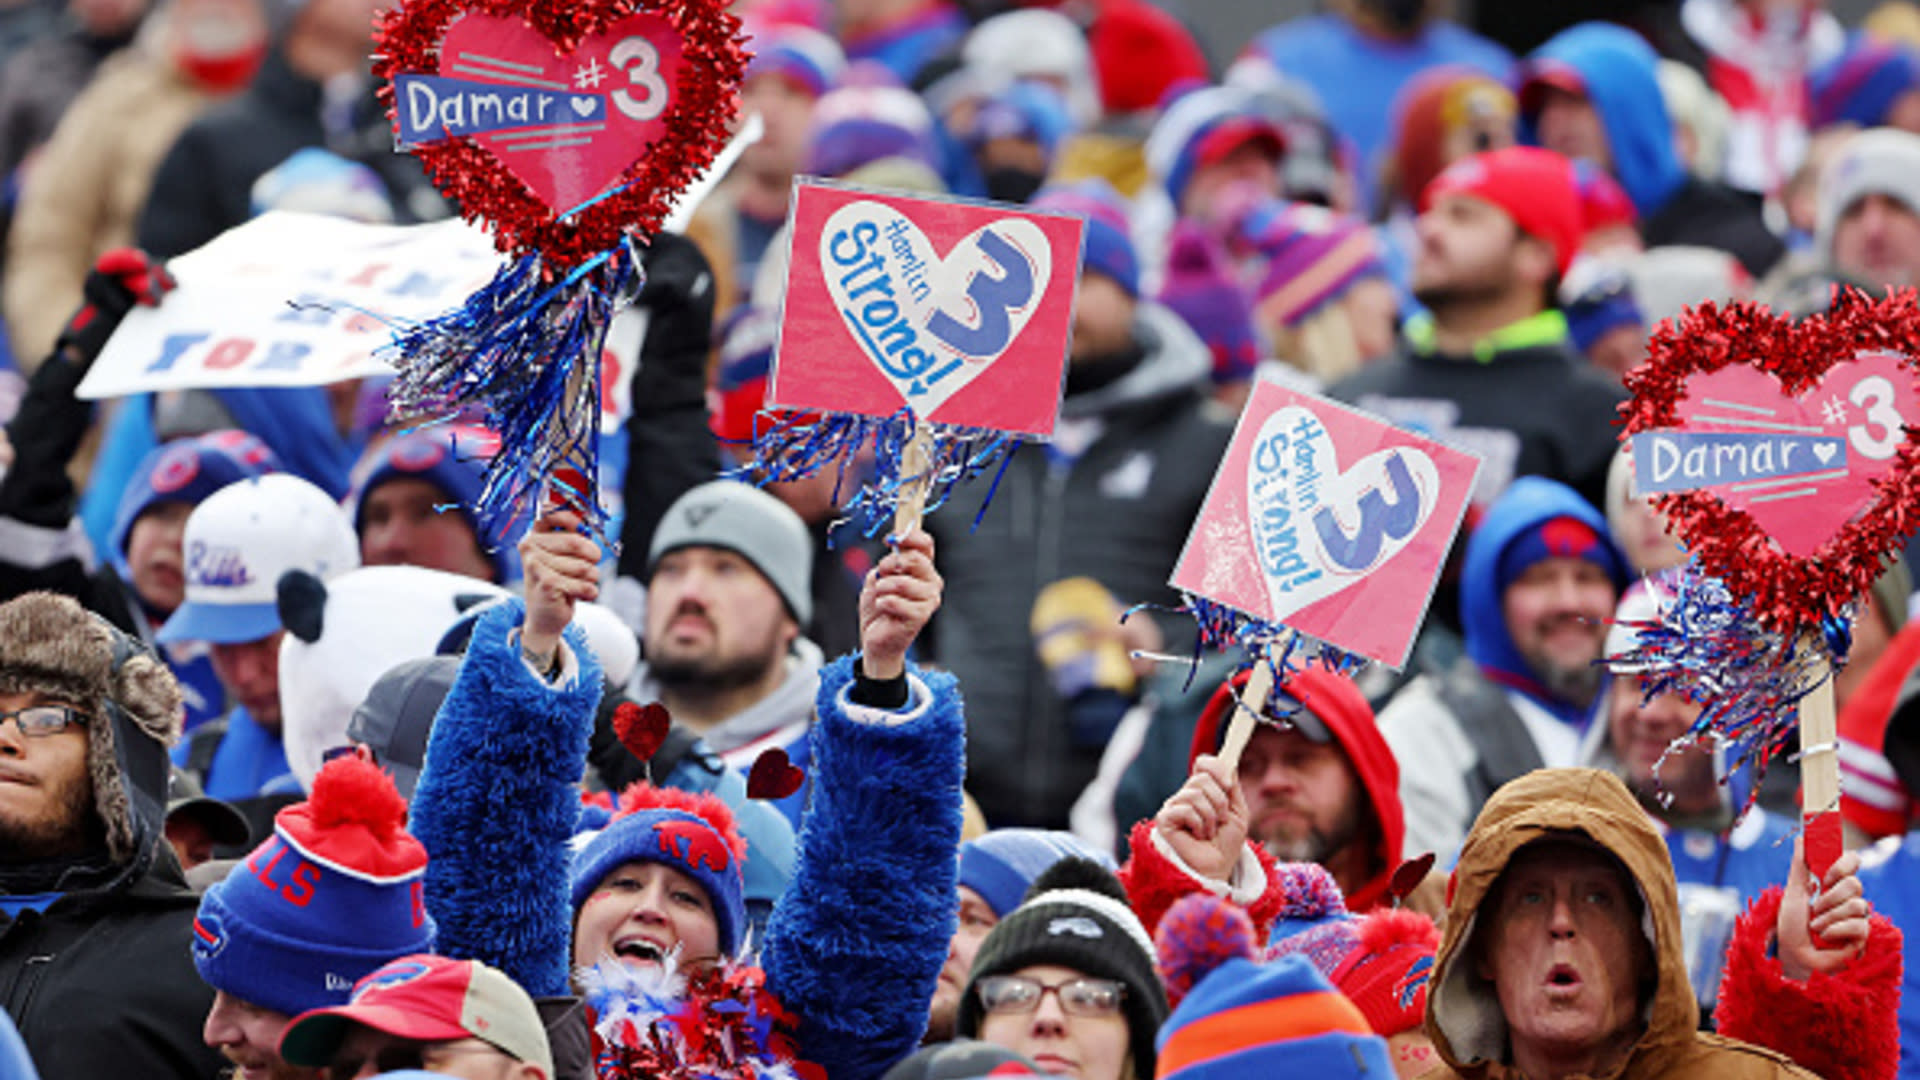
xmin=893 ymin=423 xmax=935 ymax=538
xmin=1799 ymin=628 xmax=1843 ymax=883
xmin=1217 ymin=643 xmax=1279 ymax=775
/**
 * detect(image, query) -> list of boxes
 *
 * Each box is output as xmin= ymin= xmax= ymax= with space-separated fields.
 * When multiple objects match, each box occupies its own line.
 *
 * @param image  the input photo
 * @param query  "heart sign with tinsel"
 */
xmin=370 ymin=0 xmax=746 ymax=547
xmin=1168 ymin=376 xmax=1480 ymax=670
xmin=375 ymin=0 xmax=745 ymax=267
xmin=1622 ymin=291 xmax=1920 ymax=632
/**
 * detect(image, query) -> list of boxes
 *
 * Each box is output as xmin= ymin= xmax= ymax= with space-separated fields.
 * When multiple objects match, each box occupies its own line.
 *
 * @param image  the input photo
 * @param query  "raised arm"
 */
xmin=761 ymin=527 xmax=966 ymax=1080
xmin=410 ymin=509 xmax=607 ymax=997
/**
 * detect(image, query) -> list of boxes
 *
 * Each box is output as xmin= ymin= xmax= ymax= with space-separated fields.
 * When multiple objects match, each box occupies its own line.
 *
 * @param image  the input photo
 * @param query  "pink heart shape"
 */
xmin=433 ymin=12 xmax=684 ymax=213
xmin=1670 ymin=351 xmax=1920 ymax=558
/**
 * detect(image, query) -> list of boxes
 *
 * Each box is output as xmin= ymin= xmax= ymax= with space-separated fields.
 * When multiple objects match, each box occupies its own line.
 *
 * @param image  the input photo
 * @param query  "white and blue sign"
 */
xmin=395 ymin=73 xmax=606 ymax=146
xmin=1631 ymin=431 xmax=1847 ymax=496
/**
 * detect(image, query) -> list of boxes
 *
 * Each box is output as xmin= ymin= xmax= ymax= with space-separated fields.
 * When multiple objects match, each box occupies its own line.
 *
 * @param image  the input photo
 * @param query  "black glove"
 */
xmin=53 ymin=247 xmax=175 ymax=369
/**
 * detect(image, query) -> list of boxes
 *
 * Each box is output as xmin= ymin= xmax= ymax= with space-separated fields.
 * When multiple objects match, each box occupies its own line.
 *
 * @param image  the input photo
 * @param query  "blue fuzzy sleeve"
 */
xmin=410 ymin=599 xmax=603 ymax=997
xmin=761 ymin=654 xmax=965 ymax=1080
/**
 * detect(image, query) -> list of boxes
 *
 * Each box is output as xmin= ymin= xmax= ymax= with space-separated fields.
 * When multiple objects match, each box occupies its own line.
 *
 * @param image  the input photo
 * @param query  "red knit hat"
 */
xmin=1420 ymin=146 xmax=1584 ymax=276
xmin=1324 ymin=909 xmax=1440 ymax=1038
xmin=1088 ymin=0 xmax=1209 ymax=116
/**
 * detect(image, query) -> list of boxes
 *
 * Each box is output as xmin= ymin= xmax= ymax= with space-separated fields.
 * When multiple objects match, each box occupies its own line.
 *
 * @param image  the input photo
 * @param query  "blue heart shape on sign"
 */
xmin=818 ymin=201 xmax=1052 ymax=416
xmin=1247 ymin=405 xmax=1440 ymax=621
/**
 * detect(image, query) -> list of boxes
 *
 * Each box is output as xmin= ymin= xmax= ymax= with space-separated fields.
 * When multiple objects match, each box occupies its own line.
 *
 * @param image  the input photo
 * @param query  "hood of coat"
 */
xmin=1429 ymin=767 xmax=1697 ymax=1079
xmin=1188 ymin=665 xmax=1405 ymax=912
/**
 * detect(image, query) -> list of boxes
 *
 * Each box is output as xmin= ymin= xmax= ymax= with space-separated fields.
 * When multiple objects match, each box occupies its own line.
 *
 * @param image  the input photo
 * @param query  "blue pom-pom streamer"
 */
xmin=731 ymin=406 xmax=1021 ymax=540
xmin=1605 ymin=560 xmax=1854 ymax=813
xmin=1126 ymin=593 xmax=1368 ymax=709
xmin=381 ymin=242 xmax=639 ymax=549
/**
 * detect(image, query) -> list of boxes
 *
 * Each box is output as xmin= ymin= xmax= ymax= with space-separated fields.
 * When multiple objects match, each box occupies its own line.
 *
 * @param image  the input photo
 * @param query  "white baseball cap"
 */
xmin=157 ymin=474 xmax=360 ymax=646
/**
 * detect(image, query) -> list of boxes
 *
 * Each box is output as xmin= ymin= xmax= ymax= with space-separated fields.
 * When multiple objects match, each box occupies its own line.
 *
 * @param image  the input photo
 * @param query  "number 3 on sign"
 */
xmin=610 ymin=37 xmax=668 ymax=121
xmin=1849 ymin=375 xmax=1905 ymax=460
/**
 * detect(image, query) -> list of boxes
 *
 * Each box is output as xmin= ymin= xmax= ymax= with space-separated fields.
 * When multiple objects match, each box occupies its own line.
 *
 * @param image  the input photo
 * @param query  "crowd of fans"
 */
xmin=8 ymin=0 xmax=1920 ymax=1077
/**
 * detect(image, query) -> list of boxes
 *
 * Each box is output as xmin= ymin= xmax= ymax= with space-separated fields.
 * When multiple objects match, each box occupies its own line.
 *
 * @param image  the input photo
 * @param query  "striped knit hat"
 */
xmin=1246 ymin=202 xmax=1385 ymax=330
xmin=1154 ymin=955 xmax=1393 ymax=1078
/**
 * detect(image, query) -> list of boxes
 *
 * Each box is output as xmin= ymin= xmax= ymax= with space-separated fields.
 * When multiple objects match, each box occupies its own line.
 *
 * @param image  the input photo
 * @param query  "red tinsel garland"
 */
xmin=1621 ymin=287 xmax=1920 ymax=632
xmin=373 ymin=0 xmax=747 ymax=267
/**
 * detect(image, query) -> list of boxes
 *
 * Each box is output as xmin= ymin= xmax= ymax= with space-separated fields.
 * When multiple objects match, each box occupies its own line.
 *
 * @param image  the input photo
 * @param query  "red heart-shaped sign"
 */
xmin=1623 ymin=291 xmax=1920 ymax=630
xmin=375 ymin=0 xmax=745 ymax=267
xmin=747 ymin=747 xmax=805 ymax=801
xmin=611 ymin=700 xmax=669 ymax=762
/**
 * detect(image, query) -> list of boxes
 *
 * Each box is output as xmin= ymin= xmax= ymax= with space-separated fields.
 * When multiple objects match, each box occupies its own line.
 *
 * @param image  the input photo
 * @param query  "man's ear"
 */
xmin=1514 ymin=235 xmax=1558 ymax=299
xmin=512 ymin=1062 xmax=548 ymax=1080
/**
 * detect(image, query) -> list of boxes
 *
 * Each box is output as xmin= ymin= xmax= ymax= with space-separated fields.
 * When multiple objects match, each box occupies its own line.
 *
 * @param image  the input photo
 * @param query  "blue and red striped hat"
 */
xmin=1155 ymin=954 xmax=1394 ymax=1078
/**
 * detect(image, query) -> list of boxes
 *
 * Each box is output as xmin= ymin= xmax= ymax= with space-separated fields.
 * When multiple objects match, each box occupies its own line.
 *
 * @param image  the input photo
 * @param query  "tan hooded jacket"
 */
xmin=1425 ymin=768 xmax=1819 ymax=1080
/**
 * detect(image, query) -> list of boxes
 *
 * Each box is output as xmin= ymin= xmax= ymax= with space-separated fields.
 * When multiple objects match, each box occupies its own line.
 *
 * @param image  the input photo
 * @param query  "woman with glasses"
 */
xmin=956 ymin=857 xmax=1169 ymax=1080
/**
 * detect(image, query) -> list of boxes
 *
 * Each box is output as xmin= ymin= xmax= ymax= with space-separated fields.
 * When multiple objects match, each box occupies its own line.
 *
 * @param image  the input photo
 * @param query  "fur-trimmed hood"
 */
xmin=0 ymin=592 xmax=181 ymax=871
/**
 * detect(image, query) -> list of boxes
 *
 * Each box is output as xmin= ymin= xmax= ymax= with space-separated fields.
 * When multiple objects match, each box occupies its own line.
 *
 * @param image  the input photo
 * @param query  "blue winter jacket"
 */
xmin=411 ymin=600 xmax=963 ymax=1080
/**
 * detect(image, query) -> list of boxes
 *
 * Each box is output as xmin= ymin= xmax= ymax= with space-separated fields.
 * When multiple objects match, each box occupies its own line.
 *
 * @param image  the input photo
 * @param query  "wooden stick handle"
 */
xmin=893 ymin=423 xmax=935 ymax=537
xmin=1799 ymin=640 xmax=1843 ymax=881
xmin=1218 ymin=643 xmax=1278 ymax=774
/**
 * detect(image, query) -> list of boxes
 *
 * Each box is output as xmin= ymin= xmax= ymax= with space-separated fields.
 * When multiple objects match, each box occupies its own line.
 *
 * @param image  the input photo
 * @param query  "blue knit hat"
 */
xmin=957 ymin=829 xmax=1116 ymax=918
xmin=1156 ymin=955 xmax=1394 ymax=1078
xmin=965 ymin=81 xmax=1076 ymax=160
xmin=569 ymin=786 xmax=749 ymax=959
xmin=1031 ymin=180 xmax=1140 ymax=297
xmin=1813 ymin=38 xmax=1920 ymax=130
xmin=1147 ymin=85 xmax=1287 ymax=211
xmin=109 ymin=431 xmax=281 ymax=574
xmin=347 ymin=426 xmax=517 ymax=584
xmin=1497 ymin=513 xmax=1630 ymax=596
xmin=804 ymin=82 xmax=941 ymax=178
xmin=745 ymin=23 xmax=845 ymax=98
xmin=193 ymin=755 xmax=435 ymax=1017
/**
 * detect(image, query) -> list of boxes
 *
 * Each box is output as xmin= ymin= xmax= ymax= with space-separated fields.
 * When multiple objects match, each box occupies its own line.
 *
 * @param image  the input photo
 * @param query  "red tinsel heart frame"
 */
xmin=1621 ymin=288 xmax=1920 ymax=633
xmin=373 ymin=0 xmax=747 ymax=268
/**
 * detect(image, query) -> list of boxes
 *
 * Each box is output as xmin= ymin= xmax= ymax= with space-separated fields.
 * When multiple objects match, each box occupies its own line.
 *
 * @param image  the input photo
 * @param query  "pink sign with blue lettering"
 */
xmin=768 ymin=179 xmax=1085 ymax=437
xmin=1170 ymin=378 xmax=1481 ymax=669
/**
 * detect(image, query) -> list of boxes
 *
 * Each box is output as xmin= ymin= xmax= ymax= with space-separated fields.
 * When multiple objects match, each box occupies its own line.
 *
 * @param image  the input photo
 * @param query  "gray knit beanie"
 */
xmin=1816 ymin=128 xmax=1920 ymax=265
xmin=648 ymin=481 xmax=814 ymax=625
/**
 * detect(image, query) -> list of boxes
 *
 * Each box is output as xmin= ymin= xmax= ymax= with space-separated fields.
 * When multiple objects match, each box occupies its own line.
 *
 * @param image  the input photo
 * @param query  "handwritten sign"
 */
xmin=393 ymin=10 xmax=685 ymax=213
xmin=1628 ymin=352 xmax=1920 ymax=557
xmin=79 ymin=213 xmax=504 ymax=400
xmin=1170 ymin=378 xmax=1480 ymax=668
xmin=768 ymin=179 xmax=1085 ymax=436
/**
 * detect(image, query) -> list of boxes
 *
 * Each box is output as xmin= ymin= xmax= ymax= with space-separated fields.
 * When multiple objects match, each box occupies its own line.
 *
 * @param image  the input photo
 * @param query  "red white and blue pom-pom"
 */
xmin=579 ymin=958 xmax=821 ymax=1080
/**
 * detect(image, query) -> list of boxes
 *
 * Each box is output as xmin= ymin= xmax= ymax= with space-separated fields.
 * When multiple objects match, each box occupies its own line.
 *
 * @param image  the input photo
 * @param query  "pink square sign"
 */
xmin=1170 ymin=378 xmax=1481 ymax=669
xmin=767 ymin=179 xmax=1086 ymax=437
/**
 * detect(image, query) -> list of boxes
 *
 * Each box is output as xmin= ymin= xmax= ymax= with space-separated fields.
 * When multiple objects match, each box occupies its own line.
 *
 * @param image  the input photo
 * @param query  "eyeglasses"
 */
xmin=0 ymin=705 xmax=88 ymax=738
xmin=976 ymin=974 xmax=1126 ymax=1017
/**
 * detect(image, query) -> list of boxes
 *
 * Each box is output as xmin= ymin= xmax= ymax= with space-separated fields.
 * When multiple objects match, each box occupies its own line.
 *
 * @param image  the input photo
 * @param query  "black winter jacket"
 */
xmin=0 ymin=658 xmax=224 ymax=1079
xmin=925 ymin=302 xmax=1231 ymax=827
xmin=136 ymin=49 xmax=443 ymax=259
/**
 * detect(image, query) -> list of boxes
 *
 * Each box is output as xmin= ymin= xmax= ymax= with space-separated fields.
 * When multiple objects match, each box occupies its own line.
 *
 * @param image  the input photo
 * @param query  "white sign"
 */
xmin=78 ymin=212 xmax=505 ymax=400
